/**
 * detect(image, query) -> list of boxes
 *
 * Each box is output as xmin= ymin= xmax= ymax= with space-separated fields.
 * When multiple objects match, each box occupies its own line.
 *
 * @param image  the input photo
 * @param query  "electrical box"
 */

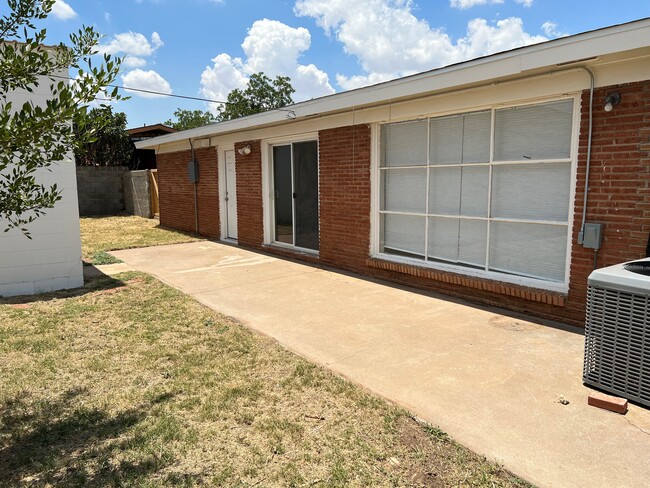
xmin=188 ymin=160 xmax=199 ymax=183
xmin=583 ymin=222 xmax=603 ymax=250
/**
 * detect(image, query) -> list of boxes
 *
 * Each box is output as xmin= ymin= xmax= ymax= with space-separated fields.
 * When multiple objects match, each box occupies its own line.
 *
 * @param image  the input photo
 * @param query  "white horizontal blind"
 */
xmin=429 ymin=114 xmax=463 ymax=164
xmin=461 ymin=111 xmax=491 ymax=164
xmin=382 ymin=214 xmax=425 ymax=258
xmin=489 ymin=222 xmax=568 ymax=281
xmin=494 ymin=100 xmax=573 ymax=161
xmin=379 ymin=97 xmax=574 ymax=284
xmin=381 ymin=168 xmax=427 ymax=213
xmin=381 ymin=120 xmax=428 ymax=166
xmin=491 ymin=163 xmax=571 ymax=221
xmin=429 ymin=166 xmax=489 ymax=217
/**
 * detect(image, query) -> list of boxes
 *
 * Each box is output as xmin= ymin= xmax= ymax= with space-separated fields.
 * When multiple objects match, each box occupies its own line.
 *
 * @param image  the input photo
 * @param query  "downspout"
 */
xmin=576 ymin=66 xmax=595 ymax=245
xmin=189 ymin=138 xmax=199 ymax=235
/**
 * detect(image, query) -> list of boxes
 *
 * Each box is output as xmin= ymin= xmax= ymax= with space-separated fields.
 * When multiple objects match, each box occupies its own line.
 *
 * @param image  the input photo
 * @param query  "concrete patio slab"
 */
xmin=112 ymin=241 xmax=650 ymax=488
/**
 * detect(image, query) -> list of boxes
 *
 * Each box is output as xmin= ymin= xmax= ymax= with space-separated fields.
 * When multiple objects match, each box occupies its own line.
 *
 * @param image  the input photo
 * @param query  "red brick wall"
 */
xmin=156 ymin=146 xmax=220 ymax=238
xmin=154 ymin=81 xmax=650 ymax=327
xmin=566 ymin=81 xmax=650 ymax=321
xmin=362 ymin=82 xmax=650 ymax=326
xmin=235 ymin=140 xmax=264 ymax=248
xmin=319 ymin=125 xmax=372 ymax=271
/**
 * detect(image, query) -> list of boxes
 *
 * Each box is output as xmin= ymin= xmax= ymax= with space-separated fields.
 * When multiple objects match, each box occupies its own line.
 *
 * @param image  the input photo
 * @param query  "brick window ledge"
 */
xmin=366 ymin=257 xmax=566 ymax=306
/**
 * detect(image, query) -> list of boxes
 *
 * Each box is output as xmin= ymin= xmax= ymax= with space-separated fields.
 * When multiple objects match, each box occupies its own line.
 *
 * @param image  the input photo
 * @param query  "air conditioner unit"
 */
xmin=583 ymin=257 xmax=650 ymax=407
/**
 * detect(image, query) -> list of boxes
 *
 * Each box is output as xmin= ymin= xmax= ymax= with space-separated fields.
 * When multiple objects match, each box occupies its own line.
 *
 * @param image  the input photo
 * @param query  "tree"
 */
xmin=74 ymin=107 xmax=133 ymax=167
xmin=217 ymin=73 xmax=294 ymax=121
xmin=0 ymin=0 xmax=122 ymax=236
xmin=164 ymin=108 xmax=217 ymax=131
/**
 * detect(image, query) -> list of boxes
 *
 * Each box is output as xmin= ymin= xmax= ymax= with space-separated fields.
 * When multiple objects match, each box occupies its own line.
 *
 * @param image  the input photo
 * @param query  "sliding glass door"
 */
xmin=272 ymin=141 xmax=319 ymax=251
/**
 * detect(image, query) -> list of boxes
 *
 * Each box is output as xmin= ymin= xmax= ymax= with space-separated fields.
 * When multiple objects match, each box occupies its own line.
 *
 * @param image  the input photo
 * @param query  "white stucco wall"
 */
xmin=0 ymin=72 xmax=84 ymax=297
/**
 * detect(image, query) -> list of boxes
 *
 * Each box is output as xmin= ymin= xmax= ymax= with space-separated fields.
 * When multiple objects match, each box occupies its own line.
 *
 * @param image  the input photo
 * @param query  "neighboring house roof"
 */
xmin=136 ymin=17 xmax=650 ymax=150
xmin=127 ymin=124 xmax=178 ymax=141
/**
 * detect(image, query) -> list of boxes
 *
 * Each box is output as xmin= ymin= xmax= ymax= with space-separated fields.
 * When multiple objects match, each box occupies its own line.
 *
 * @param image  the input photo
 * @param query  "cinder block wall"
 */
xmin=123 ymin=170 xmax=151 ymax=218
xmin=156 ymin=147 xmax=219 ymax=238
xmin=76 ymin=166 xmax=127 ymax=216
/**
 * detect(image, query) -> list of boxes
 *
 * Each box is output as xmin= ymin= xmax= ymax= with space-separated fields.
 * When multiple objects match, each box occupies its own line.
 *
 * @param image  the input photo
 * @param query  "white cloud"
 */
xmin=122 ymin=56 xmax=148 ymax=68
xmin=295 ymin=0 xmax=547 ymax=91
xmin=151 ymin=32 xmax=164 ymax=50
xmin=200 ymin=19 xmax=335 ymax=111
xmin=200 ymin=53 xmax=249 ymax=108
xmin=335 ymin=72 xmax=398 ymax=91
xmin=121 ymin=69 xmax=172 ymax=98
xmin=515 ymin=0 xmax=533 ymax=6
xmin=99 ymin=31 xmax=164 ymax=58
xmin=51 ymin=0 xmax=77 ymax=20
xmin=450 ymin=0 xmax=504 ymax=9
xmin=542 ymin=21 xmax=568 ymax=38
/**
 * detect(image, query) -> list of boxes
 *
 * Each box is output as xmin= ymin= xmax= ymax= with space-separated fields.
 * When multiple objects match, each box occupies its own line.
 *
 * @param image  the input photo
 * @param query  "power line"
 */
xmin=52 ymin=74 xmax=228 ymax=104
xmin=57 ymin=74 xmax=298 ymax=119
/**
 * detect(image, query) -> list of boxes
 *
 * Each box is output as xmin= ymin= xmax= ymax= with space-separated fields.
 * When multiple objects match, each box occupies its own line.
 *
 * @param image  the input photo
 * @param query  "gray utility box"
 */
xmin=583 ymin=257 xmax=650 ymax=407
xmin=188 ymin=160 xmax=199 ymax=183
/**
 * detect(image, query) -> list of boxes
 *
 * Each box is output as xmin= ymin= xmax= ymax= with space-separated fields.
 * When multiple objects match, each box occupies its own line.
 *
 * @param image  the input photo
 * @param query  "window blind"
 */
xmin=379 ymin=98 xmax=574 ymax=284
xmin=494 ymin=99 xmax=573 ymax=161
xmin=381 ymin=120 xmax=428 ymax=167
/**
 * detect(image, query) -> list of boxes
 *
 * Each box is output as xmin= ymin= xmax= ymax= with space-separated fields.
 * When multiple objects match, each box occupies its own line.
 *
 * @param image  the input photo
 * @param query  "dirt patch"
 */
xmin=388 ymin=416 xmax=527 ymax=487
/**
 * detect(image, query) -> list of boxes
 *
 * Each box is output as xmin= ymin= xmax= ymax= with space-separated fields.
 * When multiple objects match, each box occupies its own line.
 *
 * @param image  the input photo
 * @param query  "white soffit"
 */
xmin=137 ymin=18 xmax=650 ymax=150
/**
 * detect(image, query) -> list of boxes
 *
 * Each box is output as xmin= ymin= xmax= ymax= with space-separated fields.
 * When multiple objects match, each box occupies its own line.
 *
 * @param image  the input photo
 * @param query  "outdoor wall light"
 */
xmin=604 ymin=92 xmax=621 ymax=112
xmin=238 ymin=145 xmax=252 ymax=156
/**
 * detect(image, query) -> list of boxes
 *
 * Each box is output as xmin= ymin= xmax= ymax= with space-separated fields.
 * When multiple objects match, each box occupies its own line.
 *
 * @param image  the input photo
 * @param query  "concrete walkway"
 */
xmin=112 ymin=241 xmax=650 ymax=488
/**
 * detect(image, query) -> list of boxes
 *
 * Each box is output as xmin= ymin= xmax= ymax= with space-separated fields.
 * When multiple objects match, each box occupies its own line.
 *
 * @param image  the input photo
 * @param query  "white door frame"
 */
xmin=219 ymin=146 xmax=238 ymax=241
xmin=262 ymin=133 xmax=320 ymax=253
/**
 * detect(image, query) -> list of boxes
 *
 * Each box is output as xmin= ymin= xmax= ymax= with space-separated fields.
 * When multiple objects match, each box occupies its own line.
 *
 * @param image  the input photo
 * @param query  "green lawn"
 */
xmin=80 ymin=215 xmax=200 ymax=263
xmin=0 ymin=217 xmax=531 ymax=487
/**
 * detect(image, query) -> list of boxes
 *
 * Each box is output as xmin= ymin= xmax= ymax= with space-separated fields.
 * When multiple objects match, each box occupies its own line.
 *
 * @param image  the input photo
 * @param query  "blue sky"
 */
xmin=35 ymin=0 xmax=650 ymax=128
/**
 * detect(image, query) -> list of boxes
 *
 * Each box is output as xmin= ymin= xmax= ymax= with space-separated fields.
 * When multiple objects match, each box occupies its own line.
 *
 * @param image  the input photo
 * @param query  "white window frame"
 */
xmin=262 ymin=132 xmax=320 ymax=254
xmin=370 ymin=94 xmax=580 ymax=293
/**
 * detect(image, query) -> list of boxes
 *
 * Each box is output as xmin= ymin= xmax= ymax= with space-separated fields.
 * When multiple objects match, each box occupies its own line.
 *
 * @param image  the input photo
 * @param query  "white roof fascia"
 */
xmin=136 ymin=18 xmax=650 ymax=150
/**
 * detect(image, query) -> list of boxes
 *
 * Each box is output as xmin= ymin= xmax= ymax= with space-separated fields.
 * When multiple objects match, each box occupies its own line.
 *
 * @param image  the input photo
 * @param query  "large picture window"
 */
xmin=378 ymin=98 xmax=575 ymax=284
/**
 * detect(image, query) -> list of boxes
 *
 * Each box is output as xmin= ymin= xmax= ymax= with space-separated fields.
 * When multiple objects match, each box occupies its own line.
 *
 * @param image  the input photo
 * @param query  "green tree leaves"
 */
xmin=217 ymin=73 xmax=294 ymax=121
xmin=74 ymin=107 xmax=133 ymax=167
xmin=1 ymin=0 xmax=123 ymax=237
xmin=164 ymin=108 xmax=217 ymax=131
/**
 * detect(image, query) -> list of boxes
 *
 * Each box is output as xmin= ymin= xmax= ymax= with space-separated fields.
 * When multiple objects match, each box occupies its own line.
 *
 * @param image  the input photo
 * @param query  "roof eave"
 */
xmin=135 ymin=17 xmax=650 ymax=150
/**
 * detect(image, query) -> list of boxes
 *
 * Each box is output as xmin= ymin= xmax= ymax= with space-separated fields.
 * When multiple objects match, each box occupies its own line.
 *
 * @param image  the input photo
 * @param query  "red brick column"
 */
xmin=235 ymin=140 xmax=264 ymax=248
xmin=318 ymin=124 xmax=372 ymax=272
xmin=566 ymin=80 xmax=650 ymax=322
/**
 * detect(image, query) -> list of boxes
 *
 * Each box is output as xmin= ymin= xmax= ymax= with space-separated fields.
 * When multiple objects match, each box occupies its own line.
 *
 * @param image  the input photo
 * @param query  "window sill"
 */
xmin=366 ymin=257 xmax=566 ymax=307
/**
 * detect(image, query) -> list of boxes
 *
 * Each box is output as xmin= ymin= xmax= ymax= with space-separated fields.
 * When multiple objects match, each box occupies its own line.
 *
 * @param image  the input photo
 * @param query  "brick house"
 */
xmin=136 ymin=19 xmax=650 ymax=326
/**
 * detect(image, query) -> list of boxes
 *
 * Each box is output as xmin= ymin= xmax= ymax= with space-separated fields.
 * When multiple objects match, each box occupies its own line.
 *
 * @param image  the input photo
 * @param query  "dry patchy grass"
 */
xmin=80 ymin=215 xmax=200 ymax=262
xmin=0 ymin=273 xmax=531 ymax=487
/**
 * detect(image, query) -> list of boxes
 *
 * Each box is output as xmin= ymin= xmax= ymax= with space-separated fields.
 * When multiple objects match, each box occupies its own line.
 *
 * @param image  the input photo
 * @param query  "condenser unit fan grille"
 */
xmin=583 ymin=284 xmax=650 ymax=406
